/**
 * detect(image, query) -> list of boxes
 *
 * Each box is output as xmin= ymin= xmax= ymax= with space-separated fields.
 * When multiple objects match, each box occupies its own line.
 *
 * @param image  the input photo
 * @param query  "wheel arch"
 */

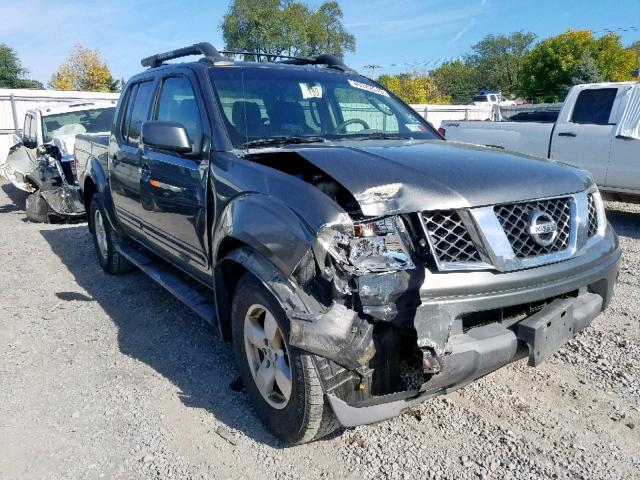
xmin=213 ymin=244 xmax=310 ymax=342
xmin=82 ymin=155 xmax=120 ymax=234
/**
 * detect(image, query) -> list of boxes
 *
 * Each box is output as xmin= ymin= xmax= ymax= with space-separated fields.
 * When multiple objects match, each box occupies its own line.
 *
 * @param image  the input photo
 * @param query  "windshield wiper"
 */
xmin=242 ymin=136 xmax=327 ymax=148
xmin=344 ymin=133 xmax=414 ymax=141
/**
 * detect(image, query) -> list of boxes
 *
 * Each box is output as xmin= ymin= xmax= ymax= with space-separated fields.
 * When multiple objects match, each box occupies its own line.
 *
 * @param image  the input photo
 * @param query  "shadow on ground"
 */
xmin=40 ymin=225 xmax=283 ymax=448
xmin=606 ymin=207 xmax=640 ymax=240
xmin=0 ymin=182 xmax=28 ymax=213
xmin=0 ymin=181 xmax=86 ymax=223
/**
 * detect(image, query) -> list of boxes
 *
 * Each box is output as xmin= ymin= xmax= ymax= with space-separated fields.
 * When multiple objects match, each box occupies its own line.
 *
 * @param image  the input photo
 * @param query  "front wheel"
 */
xmin=89 ymin=193 xmax=134 ymax=274
xmin=231 ymin=274 xmax=339 ymax=444
xmin=25 ymin=191 xmax=51 ymax=223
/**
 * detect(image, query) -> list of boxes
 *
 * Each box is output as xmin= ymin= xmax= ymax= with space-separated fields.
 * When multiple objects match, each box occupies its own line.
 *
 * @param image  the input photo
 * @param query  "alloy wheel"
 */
xmin=243 ymin=303 xmax=292 ymax=409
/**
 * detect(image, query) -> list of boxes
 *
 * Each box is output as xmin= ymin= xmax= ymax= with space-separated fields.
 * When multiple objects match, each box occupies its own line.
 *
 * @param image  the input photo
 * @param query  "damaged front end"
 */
xmin=283 ymin=182 xmax=620 ymax=427
xmin=287 ymin=197 xmax=436 ymax=410
xmin=29 ymin=145 xmax=85 ymax=220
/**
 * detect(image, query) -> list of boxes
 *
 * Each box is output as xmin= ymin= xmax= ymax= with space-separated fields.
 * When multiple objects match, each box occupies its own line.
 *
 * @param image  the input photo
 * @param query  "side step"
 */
xmin=116 ymin=240 xmax=217 ymax=324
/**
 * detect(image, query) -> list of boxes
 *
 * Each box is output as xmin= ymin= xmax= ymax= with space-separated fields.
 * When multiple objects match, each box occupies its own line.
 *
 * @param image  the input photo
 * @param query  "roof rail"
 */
xmin=141 ymin=42 xmax=227 ymax=68
xmin=279 ymin=54 xmax=356 ymax=73
xmin=220 ymin=50 xmax=356 ymax=73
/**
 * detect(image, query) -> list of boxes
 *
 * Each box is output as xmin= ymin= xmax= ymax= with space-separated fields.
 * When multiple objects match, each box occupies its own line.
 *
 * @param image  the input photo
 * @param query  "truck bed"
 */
xmin=75 ymin=133 xmax=109 ymax=183
xmin=441 ymin=120 xmax=554 ymax=158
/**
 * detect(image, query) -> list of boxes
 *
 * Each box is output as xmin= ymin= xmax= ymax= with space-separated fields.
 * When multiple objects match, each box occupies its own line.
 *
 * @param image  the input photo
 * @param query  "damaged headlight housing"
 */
xmin=349 ymin=216 xmax=414 ymax=272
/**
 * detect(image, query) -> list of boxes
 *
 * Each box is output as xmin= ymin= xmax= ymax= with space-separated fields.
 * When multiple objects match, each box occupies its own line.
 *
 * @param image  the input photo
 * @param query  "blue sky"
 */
xmin=1 ymin=0 xmax=639 ymax=85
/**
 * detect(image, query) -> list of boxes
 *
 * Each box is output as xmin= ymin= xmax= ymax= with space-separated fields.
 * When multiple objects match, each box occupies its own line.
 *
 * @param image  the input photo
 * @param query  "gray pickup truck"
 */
xmin=75 ymin=43 xmax=621 ymax=444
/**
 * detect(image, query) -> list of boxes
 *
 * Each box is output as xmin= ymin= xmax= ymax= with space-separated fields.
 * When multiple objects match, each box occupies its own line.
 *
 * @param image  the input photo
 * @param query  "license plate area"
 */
xmin=517 ymin=299 xmax=575 ymax=366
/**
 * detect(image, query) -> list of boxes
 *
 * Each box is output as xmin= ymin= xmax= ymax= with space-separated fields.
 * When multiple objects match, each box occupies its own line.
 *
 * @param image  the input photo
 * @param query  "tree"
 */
xmin=221 ymin=0 xmax=355 ymax=61
xmin=377 ymin=72 xmax=449 ymax=104
xmin=630 ymin=41 xmax=640 ymax=78
xmin=431 ymin=59 xmax=481 ymax=104
xmin=305 ymin=2 xmax=355 ymax=58
xmin=569 ymin=51 xmax=603 ymax=86
xmin=465 ymin=31 xmax=536 ymax=96
xmin=595 ymin=33 xmax=639 ymax=81
xmin=521 ymin=30 xmax=638 ymax=102
xmin=0 ymin=43 xmax=42 ymax=89
xmin=50 ymin=46 xmax=117 ymax=92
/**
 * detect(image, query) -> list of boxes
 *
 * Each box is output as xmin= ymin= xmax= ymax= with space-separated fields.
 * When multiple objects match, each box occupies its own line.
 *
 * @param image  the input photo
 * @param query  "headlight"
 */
xmin=349 ymin=216 xmax=414 ymax=272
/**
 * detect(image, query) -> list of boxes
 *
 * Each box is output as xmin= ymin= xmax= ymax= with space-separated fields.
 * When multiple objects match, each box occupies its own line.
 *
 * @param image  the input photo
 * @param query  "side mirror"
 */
xmin=22 ymin=135 xmax=38 ymax=149
xmin=141 ymin=121 xmax=192 ymax=154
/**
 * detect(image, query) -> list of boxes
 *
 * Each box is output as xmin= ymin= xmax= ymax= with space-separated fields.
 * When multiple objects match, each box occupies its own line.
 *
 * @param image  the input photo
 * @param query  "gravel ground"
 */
xmin=0 ymin=181 xmax=638 ymax=480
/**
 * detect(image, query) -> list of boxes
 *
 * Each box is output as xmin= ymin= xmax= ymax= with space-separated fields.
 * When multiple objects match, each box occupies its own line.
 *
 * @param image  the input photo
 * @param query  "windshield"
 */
xmin=209 ymin=66 xmax=438 ymax=148
xmin=42 ymin=107 xmax=115 ymax=143
xmin=472 ymin=95 xmax=488 ymax=102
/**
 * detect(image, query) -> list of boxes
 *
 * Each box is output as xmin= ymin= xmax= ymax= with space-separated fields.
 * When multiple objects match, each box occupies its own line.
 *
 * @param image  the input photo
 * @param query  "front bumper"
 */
xmin=326 ymin=227 xmax=621 ymax=427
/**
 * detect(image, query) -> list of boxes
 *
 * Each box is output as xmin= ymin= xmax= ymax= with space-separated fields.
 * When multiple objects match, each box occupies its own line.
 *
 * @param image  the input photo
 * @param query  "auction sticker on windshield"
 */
xmin=300 ymin=82 xmax=323 ymax=99
xmin=348 ymin=79 xmax=390 ymax=97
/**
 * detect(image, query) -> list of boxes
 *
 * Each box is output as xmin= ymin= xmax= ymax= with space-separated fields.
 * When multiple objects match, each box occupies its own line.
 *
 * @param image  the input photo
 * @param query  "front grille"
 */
xmin=422 ymin=211 xmax=481 ymax=264
xmin=587 ymin=194 xmax=598 ymax=237
xmin=494 ymin=197 xmax=572 ymax=258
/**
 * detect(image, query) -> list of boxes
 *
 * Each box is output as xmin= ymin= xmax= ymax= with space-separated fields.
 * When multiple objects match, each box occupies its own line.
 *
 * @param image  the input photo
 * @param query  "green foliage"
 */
xmin=377 ymin=72 xmax=449 ymax=104
xmin=221 ymin=0 xmax=355 ymax=60
xmin=431 ymin=59 xmax=480 ymax=104
xmin=0 ymin=43 xmax=42 ymax=89
xmin=466 ymin=31 xmax=537 ymax=96
xmin=629 ymin=41 xmax=640 ymax=78
xmin=521 ymin=30 xmax=638 ymax=102
xmin=570 ymin=50 xmax=603 ymax=86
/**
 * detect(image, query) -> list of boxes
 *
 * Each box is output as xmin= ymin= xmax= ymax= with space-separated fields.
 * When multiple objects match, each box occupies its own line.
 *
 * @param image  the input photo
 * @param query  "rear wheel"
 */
xmin=89 ymin=193 xmax=134 ymax=274
xmin=231 ymin=274 xmax=338 ymax=444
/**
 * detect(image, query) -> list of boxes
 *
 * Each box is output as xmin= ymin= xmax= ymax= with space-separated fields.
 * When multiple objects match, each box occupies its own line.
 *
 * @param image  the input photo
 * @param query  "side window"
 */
xmin=124 ymin=81 xmax=155 ymax=144
xmin=570 ymin=88 xmax=618 ymax=125
xmin=120 ymin=83 xmax=137 ymax=140
xmin=154 ymin=76 xmax=202 ymax=144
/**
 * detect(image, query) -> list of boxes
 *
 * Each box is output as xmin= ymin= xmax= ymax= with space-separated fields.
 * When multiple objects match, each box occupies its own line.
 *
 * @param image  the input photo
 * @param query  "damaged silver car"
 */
xmin=1 ymin=101 xmax=115 ymax=222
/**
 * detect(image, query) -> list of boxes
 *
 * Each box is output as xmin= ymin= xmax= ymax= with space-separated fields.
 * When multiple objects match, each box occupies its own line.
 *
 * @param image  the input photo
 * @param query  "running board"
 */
xmin=116 ymin=241 xmax=217 ymax=324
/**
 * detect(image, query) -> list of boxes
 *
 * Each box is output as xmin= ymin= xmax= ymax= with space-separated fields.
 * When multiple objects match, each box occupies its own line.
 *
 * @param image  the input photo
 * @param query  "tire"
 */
xmin=89 ymin=192 xmax=134 ymax=274
xmin=231 ymin=274 xmax=338 ymax=444
xmin=25 ymin=191 xmax=51 ymax=223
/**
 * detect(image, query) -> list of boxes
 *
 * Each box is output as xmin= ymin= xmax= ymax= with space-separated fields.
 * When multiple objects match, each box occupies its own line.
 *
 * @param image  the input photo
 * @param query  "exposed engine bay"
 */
xmin=24 ymin=144 xmax=85 ymax=222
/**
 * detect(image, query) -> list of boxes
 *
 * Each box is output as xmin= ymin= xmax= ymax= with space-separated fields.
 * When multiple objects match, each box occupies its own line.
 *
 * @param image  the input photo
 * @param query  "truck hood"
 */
xmin=293 ymin=139 xmax=591 ymax=215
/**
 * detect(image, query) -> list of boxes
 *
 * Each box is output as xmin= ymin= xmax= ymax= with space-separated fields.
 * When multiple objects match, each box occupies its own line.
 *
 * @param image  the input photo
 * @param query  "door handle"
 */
xmin=558 ymin=132 xmax=577 ymax=137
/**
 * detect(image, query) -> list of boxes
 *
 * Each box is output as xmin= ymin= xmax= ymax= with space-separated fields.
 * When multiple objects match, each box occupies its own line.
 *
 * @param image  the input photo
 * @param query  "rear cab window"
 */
xmin=570 ymin=88 xmax=618 ymax=125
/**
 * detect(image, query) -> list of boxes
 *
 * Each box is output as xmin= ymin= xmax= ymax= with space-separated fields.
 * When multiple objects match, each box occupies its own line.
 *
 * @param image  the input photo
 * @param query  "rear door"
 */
xmin=550 ymin=87 xmax=619 ymax=185
xmin=110 ymin=79 xmax=156 ymax=236
xmin=138 ymin=70 xmax=210 ymax=272
xmin=603 ymin=86 xmax=640 ymax=193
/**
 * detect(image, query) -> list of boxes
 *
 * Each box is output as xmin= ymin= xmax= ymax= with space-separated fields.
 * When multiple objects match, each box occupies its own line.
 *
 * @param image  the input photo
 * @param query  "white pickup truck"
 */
xmin=442 ymin=82 xmax=640 ymax=201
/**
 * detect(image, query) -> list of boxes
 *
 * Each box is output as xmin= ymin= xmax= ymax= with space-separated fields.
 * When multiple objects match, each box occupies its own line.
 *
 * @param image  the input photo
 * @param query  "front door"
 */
xmin=139 ymin=71 xmax=209 ymax=272
xmin=550 ymin=87 xmax=619 ymax=186
xmin=110 ymin=79 xmax=156 ymax=236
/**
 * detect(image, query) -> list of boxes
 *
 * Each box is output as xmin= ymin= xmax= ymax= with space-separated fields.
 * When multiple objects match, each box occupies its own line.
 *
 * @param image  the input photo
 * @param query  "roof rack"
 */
xmin=141 ymin=42 xmax=228 ymax=68
xmin=220 ymin=50 xmax=356 ymax=73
